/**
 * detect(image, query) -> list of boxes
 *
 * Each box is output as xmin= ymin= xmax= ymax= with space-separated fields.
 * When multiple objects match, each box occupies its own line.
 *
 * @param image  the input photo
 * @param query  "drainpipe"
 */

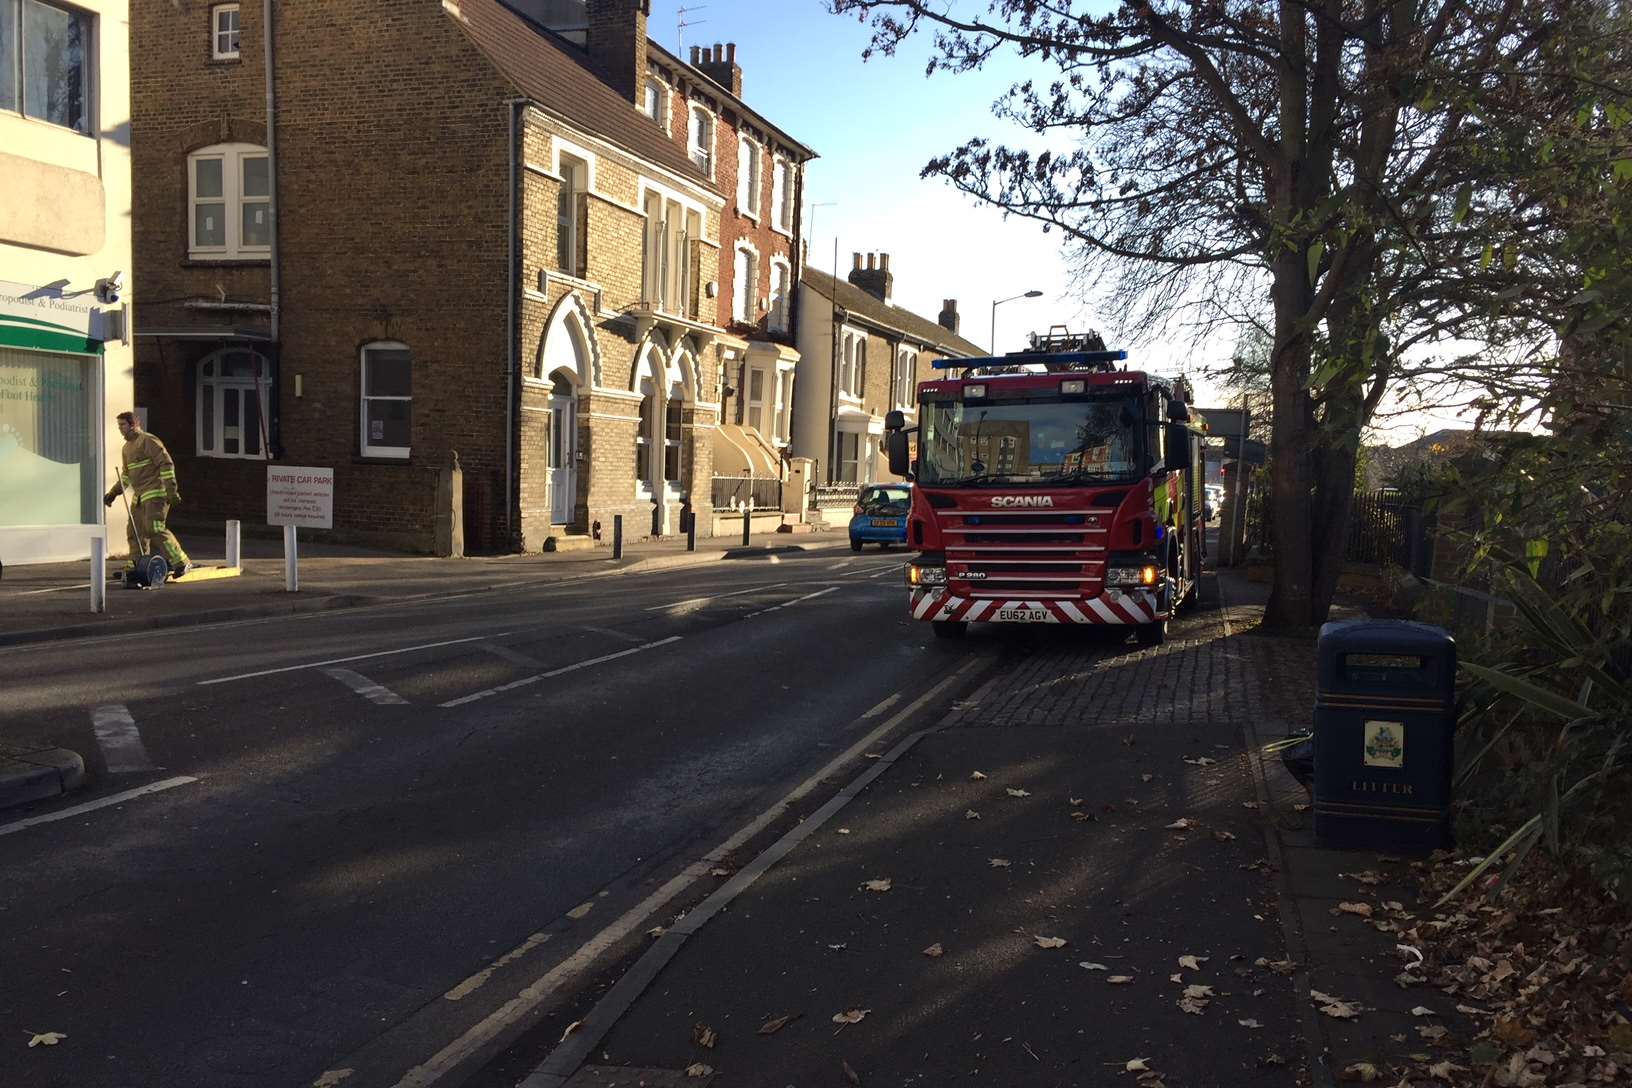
xmin=505 ymin=97 xmax=528 ymax=549
xmin=263 ymin=0 xmax=280 ymax=344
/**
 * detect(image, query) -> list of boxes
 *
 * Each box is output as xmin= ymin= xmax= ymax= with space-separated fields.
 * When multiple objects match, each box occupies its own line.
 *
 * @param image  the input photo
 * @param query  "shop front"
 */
xmin=0 ymin=280 xmax=121 ymax=565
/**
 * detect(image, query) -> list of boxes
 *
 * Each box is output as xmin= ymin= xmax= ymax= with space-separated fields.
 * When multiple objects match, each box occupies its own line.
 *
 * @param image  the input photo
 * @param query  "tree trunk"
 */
xmin=1265 ymin=254 xmax=1316 ymax=629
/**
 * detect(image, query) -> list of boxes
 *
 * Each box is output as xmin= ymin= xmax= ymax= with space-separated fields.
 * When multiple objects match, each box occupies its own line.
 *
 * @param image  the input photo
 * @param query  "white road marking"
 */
xmin=0 ymin=776 xmax=199 ymax=838
xmin=402 ymin=658 xmax=988 ymax=1088
xmin=642 ymin=582 xmax=789 ymax=612
xmin=90 ymin=704 xmax=154 ymax=773
xmin=743 ymin=585 xmax=838 ymax=618
xmin=825 ymin=559 xmax=854 ymax=571
xmin=196 ymin=634 xmax=512 ymax=686
xmin=860 ymin=692 xmax=902 ymax=719
xmin=574 ymin=625 xmax=645 ymax=644
xmin=478 ymin=643 xmax=546 ymax=668
xmin=444 ymin=932 xmax=552 ymax=1002
xmin=868 ymin=565 xmax=903 ymax=579
xmin=438 ymin=636 xmax=684 ymax=709
xmin=323 ymin=667 xmax=410 ymax=706
xmin=841 ymin=563 xmax=899 ymax=577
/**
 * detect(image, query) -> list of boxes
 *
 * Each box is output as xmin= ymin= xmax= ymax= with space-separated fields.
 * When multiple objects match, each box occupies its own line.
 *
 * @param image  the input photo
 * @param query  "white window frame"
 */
xmin=642 ymin=183 xmax=702 ymax=317
xmin=211 ymin=3 xmax=241 ymax=60
xmin=893 ymin=346 xmax=918 ymax=412
xmin=188 ymin=142 xmax=270 ymax=260
xmin=838 ymin=326 xmax=866 ymax=401
xmin=733 ymin=241 xmax=758 ymax=325
xmin=771 ymin=156 xmax=793 ymax=236
xmin=687 ymin=104 xmax=715 ymax=177
xmin=641 ymin=76 xmax=668 ymax=129
xmin=772 ymin=366 xmax=794 ymax=445
xmin=556 ymin=151 xmax=590 ymax=278
xmin=736 ymin=136 xmax=761 ymax=219
xmin=745 ymin=364 xmax=768 ymax=435
xmin=195 ymin=349 xmax=271 ymax=460
xmin=768 ymin=257 xmax=792 ymax=334
xmin=359 ymin=341 xmax=412 ymax=460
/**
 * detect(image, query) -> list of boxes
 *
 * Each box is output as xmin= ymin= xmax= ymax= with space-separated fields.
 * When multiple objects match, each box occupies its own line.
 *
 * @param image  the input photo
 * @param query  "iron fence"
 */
xmin=711 ymin=475 xmax=782 ymax=512
xmin=1248 ymin=485 xmax=1431 ymax=576
xmin=812 ymin=484 xmax=861 ymax=511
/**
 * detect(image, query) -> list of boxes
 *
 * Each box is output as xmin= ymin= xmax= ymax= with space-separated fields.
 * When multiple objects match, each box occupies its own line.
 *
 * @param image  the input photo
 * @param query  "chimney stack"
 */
xmin=848 ymin=251 xmax=894 ymax=304
xmin=585 ymin=0 xmax=650 ymax=107
xmin=694 ymin=39 xmax=744 ymax=96
xmin=938 ymin=299 xmax=960 ymax=334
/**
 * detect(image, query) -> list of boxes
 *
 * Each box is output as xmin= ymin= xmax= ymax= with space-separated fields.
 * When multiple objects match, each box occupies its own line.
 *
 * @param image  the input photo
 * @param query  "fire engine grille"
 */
xmin=945 ymin=510 xmax=1109 ymax=597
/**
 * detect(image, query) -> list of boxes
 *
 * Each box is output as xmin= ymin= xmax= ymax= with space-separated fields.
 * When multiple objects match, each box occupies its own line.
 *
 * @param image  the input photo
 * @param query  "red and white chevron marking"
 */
xmin=909 ymin=589 xmax=1162 ymax=625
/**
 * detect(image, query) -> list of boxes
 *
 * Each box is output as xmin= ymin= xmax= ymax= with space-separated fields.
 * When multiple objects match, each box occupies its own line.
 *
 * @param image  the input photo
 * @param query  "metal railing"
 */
xmin=1250 ymin=485 xmax=1431 ymax=577
xmin=711 ymin=475 xmax=782 ymax=512
xmin=812 ymin=484 xmax=861 ymax=511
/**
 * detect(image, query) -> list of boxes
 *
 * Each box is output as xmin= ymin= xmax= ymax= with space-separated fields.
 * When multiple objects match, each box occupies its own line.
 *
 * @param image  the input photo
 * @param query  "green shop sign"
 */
xmin=0 ymin=279 xmax=113 ymax=356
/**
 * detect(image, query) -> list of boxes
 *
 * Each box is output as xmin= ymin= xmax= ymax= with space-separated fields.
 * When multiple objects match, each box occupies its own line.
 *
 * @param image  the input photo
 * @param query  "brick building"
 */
xmin=129 ymin=0 xmax=812 ymax=552
xmin=793 ymin=257 xmax=985 ymax=485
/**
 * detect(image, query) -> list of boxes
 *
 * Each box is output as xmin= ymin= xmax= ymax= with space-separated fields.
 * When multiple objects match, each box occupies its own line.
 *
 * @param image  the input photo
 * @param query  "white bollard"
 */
xmin=90 ymin=535 xmax=106 ymax=613
xmin=283 ymin=524 xmax=299 ymax=592
xmin=225 ymin=519 xmax=242 ymax=570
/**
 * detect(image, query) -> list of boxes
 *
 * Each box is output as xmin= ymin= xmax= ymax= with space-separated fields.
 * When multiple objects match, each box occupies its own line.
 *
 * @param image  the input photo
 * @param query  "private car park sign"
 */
xmin=267 ymin=466 xmax=333 ymax=592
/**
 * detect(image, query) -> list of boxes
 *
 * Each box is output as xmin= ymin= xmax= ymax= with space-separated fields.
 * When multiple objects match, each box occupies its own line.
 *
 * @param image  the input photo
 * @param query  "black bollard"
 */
xmin=613 ymin=514 xmax=624 ymax=560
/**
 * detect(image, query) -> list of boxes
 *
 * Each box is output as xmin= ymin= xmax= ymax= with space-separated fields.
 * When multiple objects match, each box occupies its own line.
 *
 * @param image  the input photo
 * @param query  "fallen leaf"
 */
xmin=693 ymin=1022 xmax=717 ymax=1049
xmin=860 ymin=879 xmax=892 ymax=893
xmin=1213 ymin=830 xmax=1237 ymax=842
xmin=1468 ymin=1040 xmax=1502 ymax=1065
xmin=827 ymin=942 xmax=847 ymax=951
xmin=970 ymin=771 xmax=988 ymax=781
xmin=1070 ymin=811 xmax=1094 ymax=822
xmin=989 ymin=858 xmax=1012 ymax=869
xmin=1254 ymin=957 xmax=1296 ymax=975
xmin=1069 ymin=796 xmax=1085 ymax=806
xmin=1079 ymin=962 xmax=1109 ymax=971
xmin=1293 ymin=802 xmax=1311 ymax=813
xmin=1319 ymin=1002 xmax=1361 ymax=1020
xmin=841 ymin=1059 xmax=861 ymax=1086
xmin=1183 ymin=984 xmax=1214 ymax=999
xmin=1184 ymin=756 xmax=1218 ymax=766
xmin=1410 ymin=1006 xmax=1436 ymax=1017
xmin=1107 ymin=975 xmax=1134 ymax=984
xmin=1165 ymin=818 xmax=1198 ymax=830
xmin=684 ymin=1064 xmax=713 ymax=1078
xmin=831 ymin=1008 xmax=870 ymax=1025
xmin=1170 ymin=973 xmax=1184 ymax=983
xmin=864 ymin=752 xmax=883 ymax=759
xmin=1239 ymin=1018 xmax=1263 ymax=1029
xmin=1034 ymin=935 xmax=1067 ymax=949
xmin=1428 ymin=1061 xmax=1465 ymax=1078
xmin=1178 ymin=995 xmax=1209 ymax=1014
xmin=757 ymin=1012 xmax=800 ymax=1035
xmin=1340 ymin=1062 xmax=1380 ymax=1082
xmin=709 ymin=867 xmax=731 ymax=877
xmin=647 ymin=925 xmax=666 ymax=938
xmin=922 ymin=943 xmax=944 ymax=958
xmin=837 ymin=828 xmax=851 ymax=835
xmin=1417 ymin=1024 xmax=1448 ymax=1042
xmin=1126 ymin=1058 xmax=1151 ymax=1072
xmin=1337 ymin=901 xmax=1375 ymax=918
xmin=559 ymin=1021 xmax=582 ymax=1042
xmin=1140 ymin=773 xmax=1154 ymax=783
xmin=1260 ymin=1053 xmax=1287 ymax=1068
xmin=1178 ymin=955 xmax=1208 ymax=971
xmin=1006 ymin=787 xmax=1031 ymax=798
xmin=312 ymin=1073 xmax=353 ymax=1088
xmin=964 ymin=809 xmax=980 ymax=820
xmin=1491 ymin=1018 xmax=1536 ymax=1047
xmin=1242 ymin=801 xmax=1262 ymax=810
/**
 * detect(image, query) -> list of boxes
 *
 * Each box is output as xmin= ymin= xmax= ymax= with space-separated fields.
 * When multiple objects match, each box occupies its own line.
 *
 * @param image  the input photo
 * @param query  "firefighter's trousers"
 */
xmin=126 ymin=499 xmax=190 ymax=570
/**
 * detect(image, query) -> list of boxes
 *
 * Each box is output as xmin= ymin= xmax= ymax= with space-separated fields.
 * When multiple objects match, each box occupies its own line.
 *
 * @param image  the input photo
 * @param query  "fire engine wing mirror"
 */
xmin=1164 ymin=425 xmax=1190 ymax=472
xmin=885 ymin=429 xmax=912 ymax=479
xmin=1167 ymin=400 xmax=1191 ymax=423
xmin=884 ymin=409 xmax=907 ymax=431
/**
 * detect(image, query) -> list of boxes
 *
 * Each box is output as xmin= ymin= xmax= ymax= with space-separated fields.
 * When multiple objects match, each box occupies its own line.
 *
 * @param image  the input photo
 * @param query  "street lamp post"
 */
xmin=990 ymin=290 xmax=1044 ymax=353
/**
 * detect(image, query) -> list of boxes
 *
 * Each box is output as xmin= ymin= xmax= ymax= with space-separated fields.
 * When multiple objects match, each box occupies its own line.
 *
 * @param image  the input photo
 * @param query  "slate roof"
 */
xmin=802 ymin=267 xmax=987 ymax=358
xmin=447 ymin=0 xmax=715 ymax=191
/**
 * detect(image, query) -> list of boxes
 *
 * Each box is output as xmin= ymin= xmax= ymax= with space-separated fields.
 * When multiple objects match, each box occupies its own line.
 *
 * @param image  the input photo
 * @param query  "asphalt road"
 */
xmin=0 ymin=546 xmax=985 ymax=1088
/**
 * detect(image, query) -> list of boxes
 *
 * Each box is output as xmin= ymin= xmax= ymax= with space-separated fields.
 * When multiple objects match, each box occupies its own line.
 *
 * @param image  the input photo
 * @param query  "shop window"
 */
xmin=196 ymin=348 xmax=271 ymax=459
xmin=360 ymin=342 xmax=411 ymax=458
xmin=0 ymin=346 xmax=100 ymax=526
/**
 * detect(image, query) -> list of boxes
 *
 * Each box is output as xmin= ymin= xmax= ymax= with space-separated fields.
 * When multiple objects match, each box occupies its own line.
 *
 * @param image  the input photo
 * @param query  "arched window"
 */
xmin=188 ymin=142 xmax=270 ymax=259
xmin=196 ymin=349 xmax=271 ymax=459
xmin=635 ymin=379 xmax=656 ymax=495
xmin=664 ymin=394 xmax=683 ymax=482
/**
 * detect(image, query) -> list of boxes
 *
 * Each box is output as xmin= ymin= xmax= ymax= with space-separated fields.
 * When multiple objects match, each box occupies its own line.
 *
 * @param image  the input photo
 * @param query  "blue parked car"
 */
xmin=849 ymin=483 xmax=911 ymax=551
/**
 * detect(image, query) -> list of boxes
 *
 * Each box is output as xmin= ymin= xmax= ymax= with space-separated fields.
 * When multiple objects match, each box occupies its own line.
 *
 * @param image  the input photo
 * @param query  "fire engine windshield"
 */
xmin=916 ymin=395 xmax=1144 ymax=486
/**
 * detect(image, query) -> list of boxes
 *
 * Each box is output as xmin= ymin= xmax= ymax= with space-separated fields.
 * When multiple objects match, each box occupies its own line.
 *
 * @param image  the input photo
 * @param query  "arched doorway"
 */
xmin=547 ymin=368 xmax=577 ymax=525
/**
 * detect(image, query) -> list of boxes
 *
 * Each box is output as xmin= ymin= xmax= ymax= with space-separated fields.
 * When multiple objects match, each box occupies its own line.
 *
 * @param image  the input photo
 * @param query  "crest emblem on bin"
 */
xmin=1363 ymin=721 xmax=1405 ymax=768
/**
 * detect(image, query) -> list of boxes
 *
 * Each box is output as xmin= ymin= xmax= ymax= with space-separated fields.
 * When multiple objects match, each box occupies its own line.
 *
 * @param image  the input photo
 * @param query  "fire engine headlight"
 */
xmin=1107 ymin=564 xmax=1162 ymax=588
xmin=907 ymin=564 xmax=947 ymax=587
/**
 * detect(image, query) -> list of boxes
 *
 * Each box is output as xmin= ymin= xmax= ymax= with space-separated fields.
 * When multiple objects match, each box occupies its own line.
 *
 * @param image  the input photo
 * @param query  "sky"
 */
xmin=651 ymin=0 xmax=1470 ymax=443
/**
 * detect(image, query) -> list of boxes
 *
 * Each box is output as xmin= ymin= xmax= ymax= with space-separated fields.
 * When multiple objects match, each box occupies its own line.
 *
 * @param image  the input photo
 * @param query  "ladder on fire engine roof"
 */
xmin=932 ymin=325 xmax=1128 ymax=375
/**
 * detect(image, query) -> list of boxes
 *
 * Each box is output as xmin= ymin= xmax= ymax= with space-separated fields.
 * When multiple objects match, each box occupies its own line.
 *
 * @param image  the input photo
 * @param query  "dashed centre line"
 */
xmin=324 ymin=667 xmax=410 ymax=706
xmin=743 ymin=585 xmax=838 ymax=618
xmin=196 ymin=634 xmax=512 ymax=686
xmin=439 ymin=636 xmax=683 ymax=709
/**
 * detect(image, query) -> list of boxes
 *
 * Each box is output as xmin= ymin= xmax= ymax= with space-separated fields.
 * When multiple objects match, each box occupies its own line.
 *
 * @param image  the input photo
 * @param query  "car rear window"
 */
xmin=861 ymin=487 xmax=911 ymax=512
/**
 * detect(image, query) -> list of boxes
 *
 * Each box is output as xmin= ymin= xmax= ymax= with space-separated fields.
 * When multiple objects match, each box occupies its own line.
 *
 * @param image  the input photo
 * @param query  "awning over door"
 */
xmin=712 ymin=424 xmax=780 ymax=477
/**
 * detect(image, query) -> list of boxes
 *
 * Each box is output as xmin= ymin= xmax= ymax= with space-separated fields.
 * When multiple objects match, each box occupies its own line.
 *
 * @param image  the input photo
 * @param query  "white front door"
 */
xmin=550 ymin=395 xmax=575 ymax=525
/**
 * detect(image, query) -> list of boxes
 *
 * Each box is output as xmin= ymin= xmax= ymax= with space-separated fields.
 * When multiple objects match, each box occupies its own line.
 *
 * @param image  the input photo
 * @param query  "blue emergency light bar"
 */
xmin=931 ymin=349 xmax=1128 ymax=370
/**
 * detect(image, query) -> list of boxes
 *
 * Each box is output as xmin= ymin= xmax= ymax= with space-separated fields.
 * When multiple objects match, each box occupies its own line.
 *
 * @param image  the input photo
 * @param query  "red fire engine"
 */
xmin=883 ymin=335 xmax=1206 ymax=644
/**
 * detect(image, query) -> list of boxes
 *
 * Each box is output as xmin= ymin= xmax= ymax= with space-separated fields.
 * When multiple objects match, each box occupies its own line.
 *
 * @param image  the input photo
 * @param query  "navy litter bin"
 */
xmin=1313 ymin=620 xmax=1456 ymax=849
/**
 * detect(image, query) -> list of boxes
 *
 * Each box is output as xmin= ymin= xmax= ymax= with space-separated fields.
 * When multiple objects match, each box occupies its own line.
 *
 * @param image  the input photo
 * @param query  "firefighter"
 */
xmin=103 ymin=411 xmax=191 ymax=578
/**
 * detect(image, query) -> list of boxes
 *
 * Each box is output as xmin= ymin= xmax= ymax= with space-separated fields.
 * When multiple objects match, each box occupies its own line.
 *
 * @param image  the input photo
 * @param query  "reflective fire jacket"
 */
xmin=112 ymin=432 xmax=180 ymax=505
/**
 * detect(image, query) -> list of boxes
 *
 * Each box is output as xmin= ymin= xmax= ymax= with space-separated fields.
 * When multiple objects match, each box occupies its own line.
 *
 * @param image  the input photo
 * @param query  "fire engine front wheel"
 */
xmin=1135 ymin=619 xmax=1168 ymax=646
xmin=932 ymin=620 xmax=967 ymax=640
